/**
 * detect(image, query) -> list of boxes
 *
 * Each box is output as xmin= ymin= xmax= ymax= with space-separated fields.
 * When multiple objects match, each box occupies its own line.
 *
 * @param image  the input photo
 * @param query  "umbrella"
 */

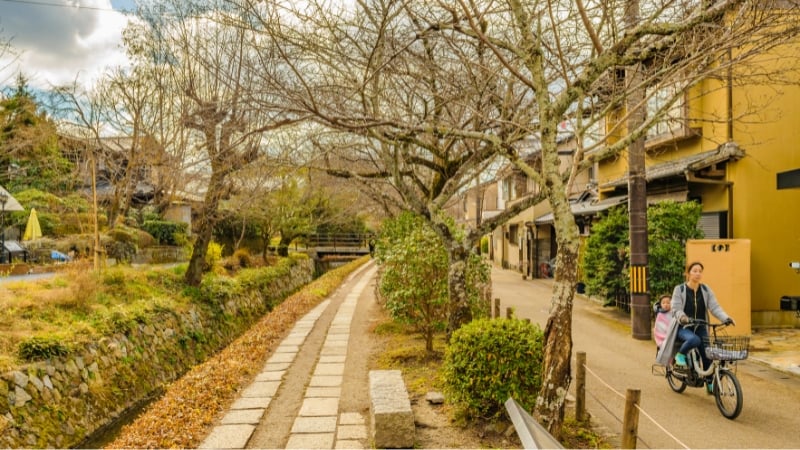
xmin=0 ymin=185 xmax=24 ymax=212
xmin=23 ymin=208 xmax=42 ymax=241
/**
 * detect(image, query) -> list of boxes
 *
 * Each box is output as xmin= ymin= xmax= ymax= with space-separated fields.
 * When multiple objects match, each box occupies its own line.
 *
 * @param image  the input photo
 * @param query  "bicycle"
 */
xmin=663 ymin=319 xmax=750 ymax=419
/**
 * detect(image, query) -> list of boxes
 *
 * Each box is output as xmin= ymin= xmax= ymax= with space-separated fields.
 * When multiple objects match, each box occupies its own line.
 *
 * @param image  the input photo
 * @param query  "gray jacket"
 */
xmin=670 ymin=283 xmax=730 ymax=325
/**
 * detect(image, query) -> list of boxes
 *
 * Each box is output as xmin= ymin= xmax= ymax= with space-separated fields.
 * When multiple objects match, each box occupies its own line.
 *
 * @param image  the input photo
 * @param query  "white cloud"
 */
xmin=0 ymin=0 xmax=133 ymax=90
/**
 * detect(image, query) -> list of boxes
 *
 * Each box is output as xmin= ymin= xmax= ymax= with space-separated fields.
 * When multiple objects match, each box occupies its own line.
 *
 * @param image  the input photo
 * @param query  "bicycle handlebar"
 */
xmin=681 ymin=318 xmax=732 ymax=329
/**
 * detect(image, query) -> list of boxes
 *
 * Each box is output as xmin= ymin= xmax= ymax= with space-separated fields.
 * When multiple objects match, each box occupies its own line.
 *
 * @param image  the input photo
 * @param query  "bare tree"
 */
xmin=53 ymin=61 xmax=192 ymax=266
xmin=128 ymin=0 xmax=303 ymax=285
xmin=0 ymin=31 xmax=17 ymax=87
xmin=90 ymin=67 xmax=163 ymax=227
xmin=50 ymin=82 xmax=107 ymax=270
xmin=235 ymin=0 xmax=547 ymax=335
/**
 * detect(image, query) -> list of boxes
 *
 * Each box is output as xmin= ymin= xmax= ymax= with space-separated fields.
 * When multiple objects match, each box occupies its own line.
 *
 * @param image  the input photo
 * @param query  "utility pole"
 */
xmin=626 ymin=0 xmax=651 ymax=340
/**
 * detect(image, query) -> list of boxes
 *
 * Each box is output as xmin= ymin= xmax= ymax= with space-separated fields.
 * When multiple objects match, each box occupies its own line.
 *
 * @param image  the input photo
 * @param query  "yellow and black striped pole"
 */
xmin=630 ymin=264 xmax=647 ymax=295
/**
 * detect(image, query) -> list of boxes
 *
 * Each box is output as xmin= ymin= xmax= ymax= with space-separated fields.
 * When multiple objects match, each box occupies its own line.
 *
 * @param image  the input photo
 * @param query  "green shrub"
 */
xmin=142 ymin=220 xmax=189 ymax=246
xmin=18 ymin=337 xmax=70 ymax=361
xmin=223 ymin=248 xmax=256 ymax=271
xmin=442 ymin=318 xmax=544 ymax=419
xmin=375 ymin=212 xmax=449 ymax=352
xmin=206 ymin=241 xmax=224 ymax=272
xmin=480 ymin=235 xmax=489 ymax=254
xmin=198 ymin=274 xmax=242 ymax=307
xmin=106 ymin=240 xmax=137 ymax=263
xmin=581 ymin=205 xmax=629 ymax=301
xmin=646 ymin=200 xmax=704 ymax=297
xmin=375 ymin=212 xmax=489 ymax=352
xmin=580 ymin=200 xmax=704 ymax=304
xmin=232 ymin=248 xmax=254 ymax=268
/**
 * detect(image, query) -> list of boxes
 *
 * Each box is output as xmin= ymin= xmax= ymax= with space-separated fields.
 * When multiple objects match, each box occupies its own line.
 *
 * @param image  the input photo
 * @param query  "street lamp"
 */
xmin=0 ymin=192 xmax=7 ymax=264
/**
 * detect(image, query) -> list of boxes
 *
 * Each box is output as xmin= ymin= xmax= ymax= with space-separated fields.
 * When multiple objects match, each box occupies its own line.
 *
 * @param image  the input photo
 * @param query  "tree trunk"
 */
xmin=534 ymin=243 xmax=578 ymax=437
xmin=184 ymin=209 xmax=214 ymax=286
xmin=533 ymin=129 xmax=581 ymax=436
xmin=261 ymin=231 xmax=270 ymax=262
xmin=184 ymin=172 xmax=225 ymax=286
xmin=277 ymin=236 xmax=291 ymax=257
xmin=445 ymin=244 xmax=472 ymax=339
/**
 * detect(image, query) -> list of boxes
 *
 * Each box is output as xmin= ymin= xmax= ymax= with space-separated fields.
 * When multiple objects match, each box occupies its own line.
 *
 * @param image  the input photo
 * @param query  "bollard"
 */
xmin=494 ymin=298 xmax=500 ymax=318
xmin=506 ymin=306 xmax=514 ymax=319
xmin=622 ymin=389 xmax=641 ymax=449
xmin=576 ymin=352 xmax=586 ymax=422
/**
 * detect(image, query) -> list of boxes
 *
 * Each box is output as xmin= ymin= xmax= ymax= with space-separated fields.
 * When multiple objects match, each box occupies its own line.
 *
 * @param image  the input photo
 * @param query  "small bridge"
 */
xmin=303 ymin=233 xmax=373 ymax=269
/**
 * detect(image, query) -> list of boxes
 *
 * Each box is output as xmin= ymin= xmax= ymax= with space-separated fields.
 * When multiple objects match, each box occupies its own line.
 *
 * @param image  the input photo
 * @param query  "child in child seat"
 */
xmin=653 ymin=294 xmax=672 ymax=349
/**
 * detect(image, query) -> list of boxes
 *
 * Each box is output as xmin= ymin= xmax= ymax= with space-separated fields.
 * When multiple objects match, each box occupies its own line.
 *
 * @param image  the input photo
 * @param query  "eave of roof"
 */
xmin=599 ymin=142 xmax=744 ymax=189
xmin=534 ymin=195 xmax=628 ymax=225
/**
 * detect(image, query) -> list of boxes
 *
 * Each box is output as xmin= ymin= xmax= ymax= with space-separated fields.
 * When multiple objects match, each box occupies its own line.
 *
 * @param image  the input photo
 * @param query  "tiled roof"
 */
xmin=534 ymin=195 xmax=628 ymax=225
xmin=600 ymin=142 xmax=744 ymax=189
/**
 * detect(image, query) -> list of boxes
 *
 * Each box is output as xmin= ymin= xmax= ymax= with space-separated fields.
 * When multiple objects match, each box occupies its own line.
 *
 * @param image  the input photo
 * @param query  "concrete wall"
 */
xmin=0 ymin=258 xmax=313 ymax=448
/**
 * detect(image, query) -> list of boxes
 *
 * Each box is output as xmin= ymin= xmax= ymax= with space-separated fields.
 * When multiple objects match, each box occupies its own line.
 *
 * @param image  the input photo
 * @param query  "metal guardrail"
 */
xmin=504 ymin=398 xmax=564 ymax=449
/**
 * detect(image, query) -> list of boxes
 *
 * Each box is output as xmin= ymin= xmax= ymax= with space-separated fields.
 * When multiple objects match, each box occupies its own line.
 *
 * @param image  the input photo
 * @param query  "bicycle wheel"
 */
xmin=715 ymin=369 xmax=743 ymax=419
xmin=666 ymin=364 xmax=687 ymax=393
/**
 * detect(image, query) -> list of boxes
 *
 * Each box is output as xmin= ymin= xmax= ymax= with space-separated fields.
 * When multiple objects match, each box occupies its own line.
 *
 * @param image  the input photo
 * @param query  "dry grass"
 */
xmin=0 ymin=263 xmax=188 ymax=372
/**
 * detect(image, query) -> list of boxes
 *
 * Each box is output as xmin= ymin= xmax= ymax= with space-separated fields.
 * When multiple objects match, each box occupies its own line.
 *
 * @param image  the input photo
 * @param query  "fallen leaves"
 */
xmin=106 ymin=257 xmax=368 ymax=449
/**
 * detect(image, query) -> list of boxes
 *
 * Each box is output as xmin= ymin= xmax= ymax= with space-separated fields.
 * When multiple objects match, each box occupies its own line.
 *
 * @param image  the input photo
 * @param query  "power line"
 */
xmin=0 ymin=0 xmax=135 ymax=14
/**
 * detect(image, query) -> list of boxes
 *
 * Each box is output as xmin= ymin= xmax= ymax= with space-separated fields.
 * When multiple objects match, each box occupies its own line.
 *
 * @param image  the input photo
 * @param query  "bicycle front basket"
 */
xmin=704 ymin=335 xmax=750 ymax=361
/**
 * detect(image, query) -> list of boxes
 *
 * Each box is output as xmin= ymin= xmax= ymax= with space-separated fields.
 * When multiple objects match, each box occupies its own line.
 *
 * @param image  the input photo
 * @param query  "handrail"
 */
xmin=305 ymin=233 xmax=373 ymax=248
xmin=504 ymin=398 xmax=564 ymax=449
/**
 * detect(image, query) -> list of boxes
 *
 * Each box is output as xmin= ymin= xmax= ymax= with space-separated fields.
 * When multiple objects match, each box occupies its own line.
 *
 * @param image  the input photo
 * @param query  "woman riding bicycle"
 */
xmin=670 ymin=261 xmax=735 ymax=375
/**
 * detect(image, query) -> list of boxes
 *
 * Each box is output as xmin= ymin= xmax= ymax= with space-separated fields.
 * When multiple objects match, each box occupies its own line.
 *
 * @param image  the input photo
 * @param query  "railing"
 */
xmin=492 ymin=297 xmax=689 ymax=449
xmin=505 ymin=398 xmax=564 ymax=449
xmin=613 ymin=288 xmax=631 ymax=313
xmin=305 ymin=233 xmax=373 ymax=250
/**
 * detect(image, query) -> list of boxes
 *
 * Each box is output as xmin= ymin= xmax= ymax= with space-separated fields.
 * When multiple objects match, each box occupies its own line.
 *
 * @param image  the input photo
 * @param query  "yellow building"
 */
xmin=594 ymin=39 xmax=800 ymax=328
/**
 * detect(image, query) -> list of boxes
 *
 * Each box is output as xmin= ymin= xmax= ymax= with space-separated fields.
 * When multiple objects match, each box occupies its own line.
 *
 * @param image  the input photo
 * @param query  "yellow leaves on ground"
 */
xmin=106 ymin=257 xmax=368 ymax=449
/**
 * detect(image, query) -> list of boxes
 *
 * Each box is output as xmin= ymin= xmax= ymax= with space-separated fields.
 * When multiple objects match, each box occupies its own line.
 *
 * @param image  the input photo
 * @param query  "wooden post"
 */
xmin=622 ymin=389 xmax=641 ymax=449
xmin=494 ymin=298 xmax=500 ymax=318
xmin=576 ymin=352 xmax=586 ymax=422
xmin=506 ymin=306 xmax=513 ymax=319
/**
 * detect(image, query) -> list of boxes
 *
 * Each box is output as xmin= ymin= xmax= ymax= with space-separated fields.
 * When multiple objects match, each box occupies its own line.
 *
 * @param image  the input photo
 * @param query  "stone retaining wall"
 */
xmin=0 ymin=258 xmax=314 ymax=449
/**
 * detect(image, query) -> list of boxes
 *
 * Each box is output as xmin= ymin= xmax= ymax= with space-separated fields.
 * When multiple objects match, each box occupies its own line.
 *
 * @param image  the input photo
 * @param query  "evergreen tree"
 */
xmin=0 ymin=74 xmax=74 ymax=193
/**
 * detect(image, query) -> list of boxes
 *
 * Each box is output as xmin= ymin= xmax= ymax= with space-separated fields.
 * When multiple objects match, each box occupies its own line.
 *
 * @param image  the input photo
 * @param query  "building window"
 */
xmin=502 ymin=177 xmax=517 ymax=201
xmin=699 ymin=212 xmax=728 ymax=239
xmin=646 ymin=81 xmax=689 ymax=141
xmin=509 ymin=224 xmax=519 ymax=246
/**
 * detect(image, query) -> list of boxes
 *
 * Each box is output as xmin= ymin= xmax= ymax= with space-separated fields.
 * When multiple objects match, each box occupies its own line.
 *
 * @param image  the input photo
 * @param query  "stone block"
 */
xmin=369 ymin=370 xmax=414 ymax=449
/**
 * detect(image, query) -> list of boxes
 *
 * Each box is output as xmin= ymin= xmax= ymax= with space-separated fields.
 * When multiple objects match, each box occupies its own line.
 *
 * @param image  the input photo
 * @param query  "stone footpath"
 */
xmin=199 ymin=264 xmax=377 ymax=449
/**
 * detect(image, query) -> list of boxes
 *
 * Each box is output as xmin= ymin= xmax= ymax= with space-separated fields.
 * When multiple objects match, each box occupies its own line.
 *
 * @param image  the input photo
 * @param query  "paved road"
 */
xmin=0 ymin=272 xmax=54 ymax=283
xmin=493 ymin=266 xmax=800 ymax=449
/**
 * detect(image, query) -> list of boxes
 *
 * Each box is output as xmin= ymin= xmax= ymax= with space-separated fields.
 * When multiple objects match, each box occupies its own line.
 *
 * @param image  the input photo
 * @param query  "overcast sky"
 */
xmin=0 ymin=0 xmax=136 ymax=91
